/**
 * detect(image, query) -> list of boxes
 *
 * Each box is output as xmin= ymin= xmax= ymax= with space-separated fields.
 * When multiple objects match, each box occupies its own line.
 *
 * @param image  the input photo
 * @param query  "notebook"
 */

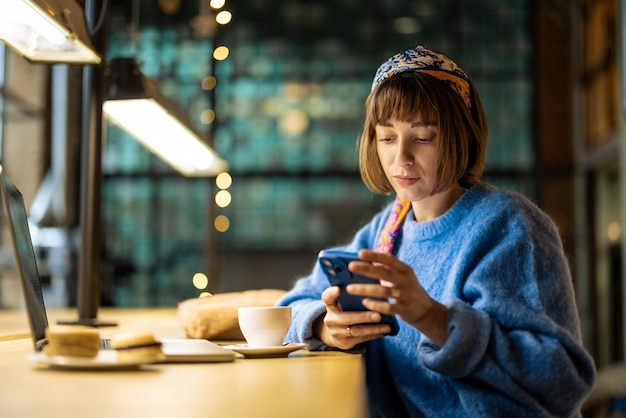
xmin=0 ymin=165 xmax=234 ymax=363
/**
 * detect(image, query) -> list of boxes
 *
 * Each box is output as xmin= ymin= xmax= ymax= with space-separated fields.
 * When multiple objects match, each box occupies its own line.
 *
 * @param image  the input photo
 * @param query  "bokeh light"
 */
xmin=216 ymin=11 xmax=232 ymax=25
xmin=213 ymin=46 xmax=229 ymax=60
xmin=192 ymin=272 xmax=209 ymax=289
xmin=214 ymin=215 xmax=230 ymax=232
xmin=201 ymin=109 xmax=215 ymax=124
xmin=202 ymin=76 xmax=217 ymax=90
xmin=216 ymin=172 xmax=232 ymax=189
xmin=215 ymin=190 xmax=232 ymax=207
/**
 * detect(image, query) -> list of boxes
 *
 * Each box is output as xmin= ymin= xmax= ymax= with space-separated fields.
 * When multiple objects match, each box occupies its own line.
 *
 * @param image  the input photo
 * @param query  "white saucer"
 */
xmin=223 ymin=343 xmax=307 ymax=359
xmin=27 ymin=350 xmax=164 ymax=370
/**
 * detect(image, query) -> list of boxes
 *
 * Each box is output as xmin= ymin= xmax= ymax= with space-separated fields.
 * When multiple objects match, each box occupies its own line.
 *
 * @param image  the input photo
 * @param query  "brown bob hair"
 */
xmin=358 ymin=71 xmax=488 ymax=195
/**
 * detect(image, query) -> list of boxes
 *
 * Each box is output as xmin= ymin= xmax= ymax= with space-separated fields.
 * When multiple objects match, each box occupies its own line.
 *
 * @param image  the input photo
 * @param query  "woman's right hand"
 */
xmin=315 ymin=286 xmax=393 ymax=350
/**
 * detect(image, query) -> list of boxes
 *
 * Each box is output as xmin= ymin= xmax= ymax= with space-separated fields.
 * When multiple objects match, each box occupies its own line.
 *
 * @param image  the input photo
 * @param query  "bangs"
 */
xmin=368 ymin=73 xmax=440 ymax=126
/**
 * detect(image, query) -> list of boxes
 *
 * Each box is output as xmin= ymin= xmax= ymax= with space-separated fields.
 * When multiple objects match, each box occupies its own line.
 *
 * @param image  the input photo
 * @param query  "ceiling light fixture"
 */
xmin=103 ymin=57 xmax=228 ymax=177
xmin=0 ymin=0 xmax=101 ymax=64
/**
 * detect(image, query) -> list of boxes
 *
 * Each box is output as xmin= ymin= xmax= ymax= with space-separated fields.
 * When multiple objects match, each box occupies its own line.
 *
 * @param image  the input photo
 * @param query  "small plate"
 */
xmin=27 ymin=350 xmax=164 ymax=370
xmin=223 ymin=343 xmax=307 ymax=359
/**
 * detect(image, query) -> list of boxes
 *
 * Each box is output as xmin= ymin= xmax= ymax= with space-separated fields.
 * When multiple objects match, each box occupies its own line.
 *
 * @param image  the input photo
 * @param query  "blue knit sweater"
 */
xmin=277 ymin=183 xmax=596 ymax=417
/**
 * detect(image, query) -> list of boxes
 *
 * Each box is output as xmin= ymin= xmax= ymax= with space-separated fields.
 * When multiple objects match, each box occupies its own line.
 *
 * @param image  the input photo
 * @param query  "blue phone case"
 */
xmin=318 ymin=249 xmax=399 ymax=336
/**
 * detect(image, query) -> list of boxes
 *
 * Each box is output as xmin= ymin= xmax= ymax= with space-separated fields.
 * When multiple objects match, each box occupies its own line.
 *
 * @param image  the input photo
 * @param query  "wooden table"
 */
xmin=0 ymin=308 xmax=368 ymax=418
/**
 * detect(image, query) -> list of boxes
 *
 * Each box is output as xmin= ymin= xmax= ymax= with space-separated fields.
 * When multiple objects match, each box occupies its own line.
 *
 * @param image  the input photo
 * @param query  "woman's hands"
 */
xmin=315 ymin=249 xmax=449 ymax=349
xmin=316 ymin=285 xmax=391 ymax=350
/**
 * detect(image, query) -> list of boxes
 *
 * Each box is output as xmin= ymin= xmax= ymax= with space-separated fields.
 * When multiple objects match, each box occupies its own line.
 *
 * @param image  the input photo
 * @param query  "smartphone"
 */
xmin=318 ymin=249 xmax=399 ymax=336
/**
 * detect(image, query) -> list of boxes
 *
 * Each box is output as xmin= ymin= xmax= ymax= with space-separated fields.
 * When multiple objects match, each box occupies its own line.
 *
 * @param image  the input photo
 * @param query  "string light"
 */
xmin=214 ymin=215 xmax=230 ymax=232
xmin=192 ymin=272 xmax=209 ymax=289
xmin=201 ymin=109 xmax=216 ymax=124
xmin=202 ymin=76 xmax=217 ymax=90
xmin=210 ymin=0 xmax=226 ymax=9
xmin=216 ymin=172 xmax=232 ymax=189
xmin=213 ymin=45 xmax=229 ymax=60
xmin=216 ymin=11 xmax=232 ymax=25
xmin=215 ymin=190 xmax=232 ymax=208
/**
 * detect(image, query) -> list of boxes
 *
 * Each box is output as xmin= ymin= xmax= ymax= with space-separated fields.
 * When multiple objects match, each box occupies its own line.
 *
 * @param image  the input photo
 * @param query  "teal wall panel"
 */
xmin=103 ymin=0 xmax=533 ymax=305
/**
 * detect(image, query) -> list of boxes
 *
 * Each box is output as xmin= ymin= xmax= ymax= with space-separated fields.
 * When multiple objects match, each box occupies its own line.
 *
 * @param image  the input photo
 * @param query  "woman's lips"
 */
xmin=393 ymin=176 xmax=419 ymax=187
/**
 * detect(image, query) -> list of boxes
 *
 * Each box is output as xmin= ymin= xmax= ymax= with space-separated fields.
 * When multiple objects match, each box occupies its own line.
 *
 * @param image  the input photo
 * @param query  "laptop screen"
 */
xmin=0 ymin=166 xmax=48 ymax=351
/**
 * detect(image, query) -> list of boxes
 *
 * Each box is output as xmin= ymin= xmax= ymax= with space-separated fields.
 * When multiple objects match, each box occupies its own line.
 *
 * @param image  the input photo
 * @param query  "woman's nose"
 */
xmin=396 ymin=139 xmax=414 ymax=166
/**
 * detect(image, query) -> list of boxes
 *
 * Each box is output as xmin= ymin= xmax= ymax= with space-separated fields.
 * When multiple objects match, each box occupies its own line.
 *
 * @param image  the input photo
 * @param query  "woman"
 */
xmin=277 ymin=46 xmax=596 ymax=417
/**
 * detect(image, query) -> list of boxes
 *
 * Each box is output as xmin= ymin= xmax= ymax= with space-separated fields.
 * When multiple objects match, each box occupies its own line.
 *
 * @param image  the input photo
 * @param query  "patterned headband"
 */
xmin=372 ymin=45 xmax=472 ymax=110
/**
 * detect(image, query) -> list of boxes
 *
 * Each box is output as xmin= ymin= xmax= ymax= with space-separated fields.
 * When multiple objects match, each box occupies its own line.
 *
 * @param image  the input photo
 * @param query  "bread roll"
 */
xmin=177 ymin=289 xmax=287 ymax=340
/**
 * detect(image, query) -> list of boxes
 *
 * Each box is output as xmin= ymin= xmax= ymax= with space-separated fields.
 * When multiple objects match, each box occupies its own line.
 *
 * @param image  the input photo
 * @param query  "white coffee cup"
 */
xmin=237 ymin=306 xmax=292 ymax=347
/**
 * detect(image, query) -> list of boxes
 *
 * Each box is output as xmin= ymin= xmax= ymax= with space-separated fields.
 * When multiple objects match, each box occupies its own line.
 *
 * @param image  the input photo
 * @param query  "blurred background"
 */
xmin=0 ymin=0 xmax=623 ymax=373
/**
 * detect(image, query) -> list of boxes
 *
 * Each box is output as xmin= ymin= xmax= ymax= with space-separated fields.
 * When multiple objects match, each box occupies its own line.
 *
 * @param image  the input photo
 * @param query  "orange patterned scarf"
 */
xmin=374 ymin=198 xmax=412 ymax=254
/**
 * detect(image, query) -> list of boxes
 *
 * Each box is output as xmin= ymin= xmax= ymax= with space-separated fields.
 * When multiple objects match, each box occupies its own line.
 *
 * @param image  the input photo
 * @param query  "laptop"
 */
xmin=0 ymin=165 xmax=234 ymax=363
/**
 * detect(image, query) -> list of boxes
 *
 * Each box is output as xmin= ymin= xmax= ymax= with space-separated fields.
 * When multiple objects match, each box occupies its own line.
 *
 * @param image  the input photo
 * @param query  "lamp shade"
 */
xmin=0 ymin=0 xmax=101 ymax=64
xmin=103 ymin=57 xmax=228 ymax=177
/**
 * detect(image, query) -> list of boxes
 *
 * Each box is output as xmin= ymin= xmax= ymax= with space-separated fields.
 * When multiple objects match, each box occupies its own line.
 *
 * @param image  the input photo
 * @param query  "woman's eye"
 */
xmin=415 ymin=136 xmax=435 ymax=144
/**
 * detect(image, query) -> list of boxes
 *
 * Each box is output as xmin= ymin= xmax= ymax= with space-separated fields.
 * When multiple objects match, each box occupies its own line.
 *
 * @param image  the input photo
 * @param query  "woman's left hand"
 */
xmin=346 ymin=249 xmax=449 ymax=346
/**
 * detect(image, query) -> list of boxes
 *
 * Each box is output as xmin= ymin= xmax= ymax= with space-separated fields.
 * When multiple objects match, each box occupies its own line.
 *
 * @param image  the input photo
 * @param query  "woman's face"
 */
xmin=375 ymin=116 xmax=439 ymax=203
